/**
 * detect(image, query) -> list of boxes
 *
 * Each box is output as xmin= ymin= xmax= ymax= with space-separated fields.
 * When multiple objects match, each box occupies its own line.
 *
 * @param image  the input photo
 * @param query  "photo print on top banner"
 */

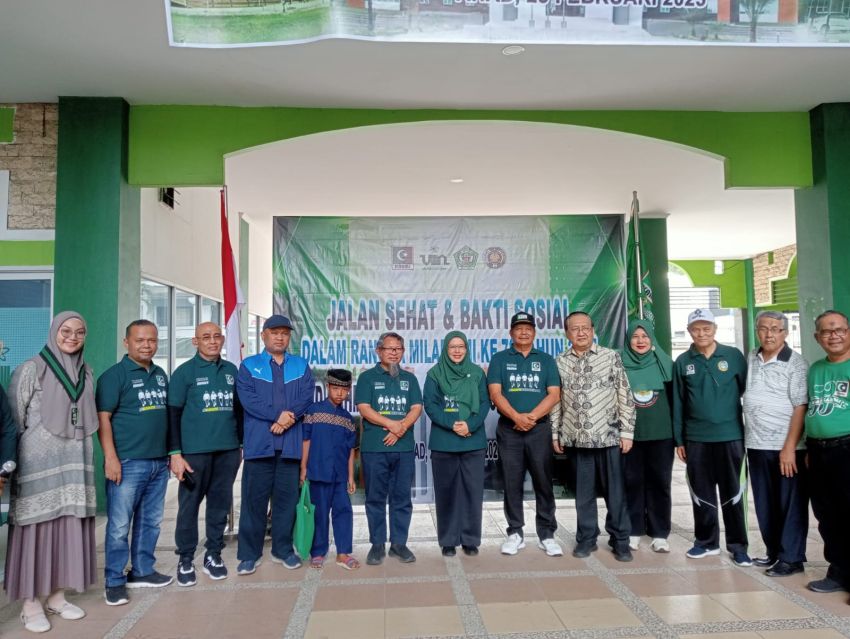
xmin=273 ymin=215 xmax=626 ymax=502
xmin=166 ymin=0 xmax=849 ymax=48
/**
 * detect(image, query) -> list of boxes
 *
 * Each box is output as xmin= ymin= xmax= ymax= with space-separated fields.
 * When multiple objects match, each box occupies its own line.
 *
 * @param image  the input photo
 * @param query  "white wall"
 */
xmin=246 ymin=214 xmax=273 ymax=319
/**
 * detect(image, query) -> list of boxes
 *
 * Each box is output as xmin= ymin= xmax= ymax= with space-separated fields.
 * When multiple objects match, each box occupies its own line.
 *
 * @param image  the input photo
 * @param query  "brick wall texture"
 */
xmin=0 ymin=103 xmax=57 ymax=230
xmin=753 ymin=243 xmax=796 ymax=306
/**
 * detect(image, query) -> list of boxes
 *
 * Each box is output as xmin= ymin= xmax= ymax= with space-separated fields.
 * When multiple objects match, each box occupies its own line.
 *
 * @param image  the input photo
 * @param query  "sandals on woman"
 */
xmin=310 ymin=555 xmax=325 ymax=569
xmin=335 ymin=555 xmax=360 ymax=571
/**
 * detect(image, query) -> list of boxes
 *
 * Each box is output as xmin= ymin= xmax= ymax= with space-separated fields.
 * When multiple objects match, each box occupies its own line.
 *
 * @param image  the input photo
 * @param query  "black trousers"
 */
xmin=808 ymin=437 xmax=850 ymax=587
xmin=174 ymin=448 xmax=242 ymax=560
xmin=624 ymin=438 xmax=674 ymax=539
xmin=431 ymin=449 xmax=485 ymax=548
xmin=574 ymin=446 xmax=630 ymax=551
xmin=685 ymin=440 xmax=748 ymax=553
xmin=747 ymin=448 xmax=808 ymax=564
xmin=496 ymin=420 xmax=557 ymax=539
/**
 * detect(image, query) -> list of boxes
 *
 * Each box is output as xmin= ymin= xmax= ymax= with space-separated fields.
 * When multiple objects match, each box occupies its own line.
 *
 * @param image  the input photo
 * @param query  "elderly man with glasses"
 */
xmin=355 ymin=332 xmax=423 ymax=566
xmin=804 ymin=310 xmax=850 ymax=595
xmin=743 ymin=311 xmax=809 ymax=577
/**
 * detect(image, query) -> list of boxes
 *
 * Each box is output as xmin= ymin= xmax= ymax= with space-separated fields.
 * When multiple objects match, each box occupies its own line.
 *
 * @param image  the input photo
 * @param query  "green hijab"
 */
xmin=426 ymin=331 xmax=484 ymax=422
xmin=620 ymin=319 xmax=673 ymax=392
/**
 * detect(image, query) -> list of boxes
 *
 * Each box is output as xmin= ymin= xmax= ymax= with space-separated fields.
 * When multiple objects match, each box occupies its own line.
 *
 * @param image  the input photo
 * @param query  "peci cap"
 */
xmin=263 ymin=315 xmax=294 ymax=331
xmin=510 ymin=312 xmax=535 ymax=329
xmin=327 ymin=369 xmax=352 ymax=388
xmin=687 ymin=308 xmax=716 ymax=327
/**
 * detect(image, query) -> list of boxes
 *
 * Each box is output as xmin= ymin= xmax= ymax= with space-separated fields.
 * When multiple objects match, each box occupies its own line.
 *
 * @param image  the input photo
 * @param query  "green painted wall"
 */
xmin=129 ymin=107 xmax=812 ymax=189
xmin=641 ymin=218 xmax=672 ymax=355
xmin=0 ymin=107 xmax=13 ymax=143
xmin=672 ymin=260 xmax=749 ymax=309
xmin=0 ymin=240 xmax=54 ymax=266
xmin=54 ymin=97 xmax=141 ymax=511
xmin=795 ymin=103 xmax=850 ymax=360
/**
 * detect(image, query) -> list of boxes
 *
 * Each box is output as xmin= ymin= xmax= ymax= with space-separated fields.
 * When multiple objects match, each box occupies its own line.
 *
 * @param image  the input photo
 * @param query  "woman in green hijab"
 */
xmin=424 ymin=331 xmax=490 ymax=557
xmin=620 ymin=319 xmax=675 ymax=554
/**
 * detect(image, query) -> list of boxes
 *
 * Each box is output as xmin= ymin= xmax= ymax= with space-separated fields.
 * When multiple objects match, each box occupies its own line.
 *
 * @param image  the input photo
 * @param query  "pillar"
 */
xmin=795 ymin=103 xmax=850 ymax=361
xmin=641 ymin=217 xmax=672 ymax=356
xmin=54 ymin=97 xmax=141 ymax=510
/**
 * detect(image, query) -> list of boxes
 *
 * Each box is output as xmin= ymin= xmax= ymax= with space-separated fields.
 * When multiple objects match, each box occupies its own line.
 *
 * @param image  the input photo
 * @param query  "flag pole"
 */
xmin=631 ymin=191 xmax=644 ymax=320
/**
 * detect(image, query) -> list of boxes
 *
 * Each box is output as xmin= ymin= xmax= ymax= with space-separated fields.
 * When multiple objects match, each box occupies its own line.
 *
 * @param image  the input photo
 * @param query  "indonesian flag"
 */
xmin=220 ymin=189 xmax=245 ymax=365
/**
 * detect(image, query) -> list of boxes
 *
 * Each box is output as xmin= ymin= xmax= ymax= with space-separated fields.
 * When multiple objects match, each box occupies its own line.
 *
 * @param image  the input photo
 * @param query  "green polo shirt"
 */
xmin=168 ymin=353 xmax=240 ymax=454
xmin=96 ymin=355 xmax=169 ymax=460
xmin=355 ymin=364 xmax=422 ymax=453
xmin=805 ymin=358 xmax=850 ymax=440
xmin=672 ymin=343 xmax=747 ymax=445
xmin=486 ymin=345 xmax=560 ymax=418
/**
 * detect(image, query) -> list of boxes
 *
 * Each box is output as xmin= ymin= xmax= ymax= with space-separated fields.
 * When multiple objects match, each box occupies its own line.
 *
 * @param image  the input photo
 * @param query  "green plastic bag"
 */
xmin=293 ymin=479 xmax=315 ymax=560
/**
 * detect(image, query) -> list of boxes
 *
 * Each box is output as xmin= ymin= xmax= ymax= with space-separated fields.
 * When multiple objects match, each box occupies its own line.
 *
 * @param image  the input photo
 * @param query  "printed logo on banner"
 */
xmin=392 ymin=246 xmax=414 ymax=270
xmin=485 ymin=247 xmax=507 ymax=269
xmin=453 ymin=246 xmax=478 ymax=270
xmin=420 ymin=251 xmax=449 ymax=269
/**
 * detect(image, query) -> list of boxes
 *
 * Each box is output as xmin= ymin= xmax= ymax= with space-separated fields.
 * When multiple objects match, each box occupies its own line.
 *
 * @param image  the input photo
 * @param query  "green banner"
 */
xmin=274 ymin=214 xmax=626 ymax=499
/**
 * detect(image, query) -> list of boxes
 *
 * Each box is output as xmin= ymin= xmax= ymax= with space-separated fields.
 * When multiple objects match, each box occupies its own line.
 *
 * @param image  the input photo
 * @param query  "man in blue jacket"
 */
xmin=235 ymin=315 xmax=314 ymax=574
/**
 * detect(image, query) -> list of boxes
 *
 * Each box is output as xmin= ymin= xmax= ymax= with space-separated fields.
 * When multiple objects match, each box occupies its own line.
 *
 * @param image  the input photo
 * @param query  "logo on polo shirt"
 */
xmin=717 ymin=360 xmax=729 ymax=372
xmin=632 ymin=389 xmax=658 ymax=407
xmin=444 ymin=396 xmax=458 ymax=412
xmin=531 ymin=361 xmax=541 ymax=372
xmin=508 ymin=372 xmax=540 ymax=392
xmin=202 ymin=389 xmax=234 ymax=412
xmin=225 ymin=374 xmax=234 ymax=385
xmin=374 ymin=382 xmax=385 ymax=390
xmin=196 ymin=377 xmax=209 ymax=386
xmin=685 ymin=364 xmax=696 ymax=376
xmin=400 ymin=380 xmax=409 ymax=391
xmin=138 ymin=387 xmax=166 ymax=411
xmin=376 ymin=394 xmax=407 ymax=415
xmin=837 ymin=381 xmax=849 ymax=398
xmin=156 ymin=375 xmax=166 ymax=387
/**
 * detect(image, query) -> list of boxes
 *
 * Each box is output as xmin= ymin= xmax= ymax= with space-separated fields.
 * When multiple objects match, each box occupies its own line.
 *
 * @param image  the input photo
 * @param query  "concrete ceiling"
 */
xmin=2 ymin=0 xmax=850 ymax=111
xmin=226 ymin=121 xmax=795 ymax=260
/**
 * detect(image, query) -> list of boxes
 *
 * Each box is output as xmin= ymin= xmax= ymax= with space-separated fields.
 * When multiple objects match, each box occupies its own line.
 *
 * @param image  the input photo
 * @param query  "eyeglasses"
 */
xmin=756 ymin=326 xmax=786 ymax=335
xmin=818 ymin=328 xmax=848 ymax=338
xmin=380 ymin=347 xmax=404 ymax=353
xmin=59 ymin=328 xmax=87 ymax=339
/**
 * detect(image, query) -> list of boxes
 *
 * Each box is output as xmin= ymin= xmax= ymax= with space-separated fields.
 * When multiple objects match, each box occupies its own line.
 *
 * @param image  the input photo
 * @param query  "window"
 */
xmin=174 ymin=289 xmax=197 ymax=370
xmin=0 ymin=271 xmax=53 ymax=388
xmin=201 ymin=297 xmax=221 ymax=325
xmin=140 ymin=279 xmax=171 ymax=374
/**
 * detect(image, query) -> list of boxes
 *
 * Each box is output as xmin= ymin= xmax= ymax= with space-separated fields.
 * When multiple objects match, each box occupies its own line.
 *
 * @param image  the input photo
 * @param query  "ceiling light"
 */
xmin=449 ymin=178 xmax=464 ymax=184
xmin=501 ymin=45 xmax=525 ymax=56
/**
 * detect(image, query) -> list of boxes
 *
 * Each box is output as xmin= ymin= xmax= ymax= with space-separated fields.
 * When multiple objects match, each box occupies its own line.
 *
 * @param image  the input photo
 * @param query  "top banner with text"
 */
xmin=273 ymin=214 xmax=626 ymax=500
xmin=168 ymin=0 xmax=850 ymax=48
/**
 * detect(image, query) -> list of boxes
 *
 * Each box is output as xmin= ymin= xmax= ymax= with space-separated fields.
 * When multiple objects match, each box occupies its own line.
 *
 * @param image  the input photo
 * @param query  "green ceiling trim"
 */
xmin=128 ymin=106 xmax=812 ymax=189
xmin=0 ymin=107 xmax=14 ymax=143
xmin=671 ymin=259 xmax=748 ymax=309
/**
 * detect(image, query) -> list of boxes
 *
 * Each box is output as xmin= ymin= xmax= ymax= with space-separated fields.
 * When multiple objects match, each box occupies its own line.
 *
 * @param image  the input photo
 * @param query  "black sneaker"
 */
xmin=388 ymin=544 xmax=416 ymax=563
xmin=203 ymin=553 xmax=228 ymax=580
xmin=753 ymin=556 xmax=777 ymax=567
xmin=441 ymin=546 xmax=456 ymax=557
xmin=104 ymin=585 xmax=129 ymax=606
xmin=366 ymin=544 xmax=386 ymax=566
xmin=462 ymin=545 xmax=479 ymax=556
xmin=177 ymin=559 xmax=196 ymax=587
xmin=572 ymin=543 xmax=598 ymax=559
xmin=126 ymin=571 xmax=174 ymax=588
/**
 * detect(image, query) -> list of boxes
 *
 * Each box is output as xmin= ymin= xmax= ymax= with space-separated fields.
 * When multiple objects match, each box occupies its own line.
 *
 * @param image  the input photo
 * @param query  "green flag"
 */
xmin=626 ymin=197 xmax=655 ymax=325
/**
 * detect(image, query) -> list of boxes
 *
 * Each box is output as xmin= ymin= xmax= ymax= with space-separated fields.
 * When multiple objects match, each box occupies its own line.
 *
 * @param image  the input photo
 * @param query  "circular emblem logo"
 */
xmin=632 ymin=389 xmax=658 ymax=407
xmin=717 ymin=360 xmax=729 ymax=372
xmin=484 ymin=247 xmax=507 ymax=269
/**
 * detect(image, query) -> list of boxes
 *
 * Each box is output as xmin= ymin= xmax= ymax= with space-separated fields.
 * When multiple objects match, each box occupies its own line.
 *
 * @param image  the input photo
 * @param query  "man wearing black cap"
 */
xmin=487 ymin=312 xmax=562 ymax=556
xmin=235 ymin=315 xmax=314 ymax=575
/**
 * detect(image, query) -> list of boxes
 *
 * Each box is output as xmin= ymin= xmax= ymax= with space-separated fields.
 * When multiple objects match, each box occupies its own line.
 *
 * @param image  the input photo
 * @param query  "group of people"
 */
xmin=2 ymin=304 xmax=850 ymax=633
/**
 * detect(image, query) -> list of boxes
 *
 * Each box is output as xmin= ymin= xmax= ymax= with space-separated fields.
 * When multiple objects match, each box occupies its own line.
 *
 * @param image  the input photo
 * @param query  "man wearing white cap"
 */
xmin=673 ymin=309 xmax=750 ymax=566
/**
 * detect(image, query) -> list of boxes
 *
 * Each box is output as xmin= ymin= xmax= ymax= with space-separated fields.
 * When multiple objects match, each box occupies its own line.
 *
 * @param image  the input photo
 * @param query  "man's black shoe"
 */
xmin=366 ymin=544 xmax=386 ymax=566
xmin=807 ymin=576 xmax=846 ymax=593
xmin=613 ymin=548 xmax=633 ymax=562
xmin=441 ymin=546 xmax=456 ymax=557
xmin=462 ymin=545 xmax=479 ymax=556
xmin=766 ymin=561 xmax=804 ymax=577
xmin=572 ymin=543 xmax=598 ymax=559
xmin=388 ymin=544 xmax=416 ymax=563
xmin=753 ymin=556 xmax=777 ymax=568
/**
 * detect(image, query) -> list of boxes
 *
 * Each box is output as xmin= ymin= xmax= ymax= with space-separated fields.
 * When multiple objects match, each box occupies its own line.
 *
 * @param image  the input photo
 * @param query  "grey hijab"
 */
xmin=33 ymin=311 xmax=97 ymax=439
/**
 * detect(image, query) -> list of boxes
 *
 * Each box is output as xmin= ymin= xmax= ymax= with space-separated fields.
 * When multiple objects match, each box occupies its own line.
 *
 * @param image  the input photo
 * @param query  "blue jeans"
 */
xmin=104 ymin=458 xmax=169 ymax=587
xmin=362 ymin=451 xmax=414 ymax=546
xmin=237 ymin=456 xmax=300 ymax=562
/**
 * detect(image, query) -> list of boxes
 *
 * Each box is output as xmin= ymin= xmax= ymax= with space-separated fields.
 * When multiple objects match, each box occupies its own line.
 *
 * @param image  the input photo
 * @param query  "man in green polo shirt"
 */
xmin=803 ymin=310 xmax=850 ymax=594
xmin=355 ymin=331 xmax=423 ymax=566
xmin=168 ymin=322 xmax=243 ymax=587
xmin=487 ymin=312 xmax=561 ymax=557
xmin=673 ymin=308 xmax=750 ymax=566
xmin=96 ymin=320 xmax=173 ymax=607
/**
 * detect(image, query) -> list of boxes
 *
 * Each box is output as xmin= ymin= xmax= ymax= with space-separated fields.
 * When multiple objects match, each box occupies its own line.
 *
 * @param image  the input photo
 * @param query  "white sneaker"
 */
xmin=20 ymin=610 xmax=50 ymax=634
xmin=537 ymin=538 xmax=563 ymax=557
xmin=651 ymin=538 xmax=670 ymax=553
xmin=501 ymin=533 xmax=526 ymax=555
xmin=629 ymin=536 xmax=641 ymax=551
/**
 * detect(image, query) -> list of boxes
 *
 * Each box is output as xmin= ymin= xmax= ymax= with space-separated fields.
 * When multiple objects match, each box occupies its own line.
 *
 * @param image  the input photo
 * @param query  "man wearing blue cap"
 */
xmin=235 ymin=315 xmax=314 ymax=575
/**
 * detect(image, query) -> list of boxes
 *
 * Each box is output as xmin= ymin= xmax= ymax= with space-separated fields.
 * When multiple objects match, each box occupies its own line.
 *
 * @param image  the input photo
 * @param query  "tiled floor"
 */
xmin=2 ymin=460 xmax=850 ymax=638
